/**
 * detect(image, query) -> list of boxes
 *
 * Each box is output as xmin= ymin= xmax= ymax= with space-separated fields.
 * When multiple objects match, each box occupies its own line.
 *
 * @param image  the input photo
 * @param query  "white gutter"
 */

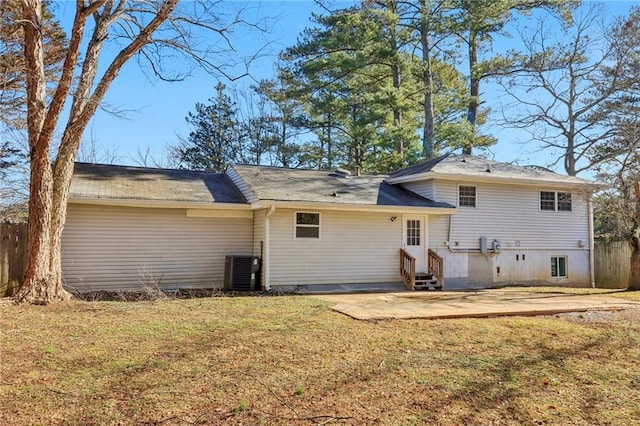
xmin=588 ymin=196 xmax=596 ymax=288
xmin=252 ymin=200 xmax=456 ymax=215
xmin=263 ymin=205 xmax=277 ymax=291
xmin=68 ymin=197 xmax=252 ymax=211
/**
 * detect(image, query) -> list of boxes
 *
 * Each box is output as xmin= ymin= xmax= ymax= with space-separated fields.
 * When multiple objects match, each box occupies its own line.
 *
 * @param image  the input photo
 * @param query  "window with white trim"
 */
xmin=551 ymin=256 xmax=567 ymax=278
xmin=459 ymin=185 xmax=477 ymax=207
xmin=540 ymin=191 xmax=572 ymax=212
xmin=295 ymin=212 xmax=320 ymax=239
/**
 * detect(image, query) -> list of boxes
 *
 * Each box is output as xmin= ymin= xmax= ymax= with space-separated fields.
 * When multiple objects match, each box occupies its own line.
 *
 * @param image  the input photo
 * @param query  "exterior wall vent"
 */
xmin=224 ymin=256 xmax=261 ymax=291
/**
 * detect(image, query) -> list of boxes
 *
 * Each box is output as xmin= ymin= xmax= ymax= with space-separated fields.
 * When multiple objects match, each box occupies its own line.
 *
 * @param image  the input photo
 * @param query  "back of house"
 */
xmin=61 ymin=154 xmax=593 ymax=294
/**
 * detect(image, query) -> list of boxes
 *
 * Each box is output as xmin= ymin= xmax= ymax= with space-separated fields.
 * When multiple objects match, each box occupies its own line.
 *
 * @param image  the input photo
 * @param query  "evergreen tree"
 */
xmin=174 ymin=83 xmax=244 ymax=172
xmin=281 ymin=5 xmax=423 ymax=172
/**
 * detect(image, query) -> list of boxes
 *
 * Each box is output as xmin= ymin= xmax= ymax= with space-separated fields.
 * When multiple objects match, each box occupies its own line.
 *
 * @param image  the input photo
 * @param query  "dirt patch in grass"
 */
xmin=1 ymin=294 xmax=640 ymax=425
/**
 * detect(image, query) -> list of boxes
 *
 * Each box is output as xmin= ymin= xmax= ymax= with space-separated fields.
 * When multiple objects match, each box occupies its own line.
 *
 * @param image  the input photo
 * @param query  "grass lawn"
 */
xmin=1 ymin=289 xmax=640 ymax=425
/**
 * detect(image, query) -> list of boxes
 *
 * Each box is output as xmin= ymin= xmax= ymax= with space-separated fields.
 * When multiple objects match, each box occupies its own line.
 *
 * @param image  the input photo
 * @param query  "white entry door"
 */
xmin=404 ymin=216 xmax=426 ymax=272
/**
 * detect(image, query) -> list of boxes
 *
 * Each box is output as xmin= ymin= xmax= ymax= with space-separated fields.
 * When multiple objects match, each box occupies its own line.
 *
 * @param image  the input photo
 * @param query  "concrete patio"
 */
xmin=314 ymin=289 xmax=640 ymax=320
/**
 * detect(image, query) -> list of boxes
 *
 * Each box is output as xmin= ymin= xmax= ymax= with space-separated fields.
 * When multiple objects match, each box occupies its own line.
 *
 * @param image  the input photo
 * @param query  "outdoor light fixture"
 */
xmin=390 ymin=216 xmax=397 ymax=222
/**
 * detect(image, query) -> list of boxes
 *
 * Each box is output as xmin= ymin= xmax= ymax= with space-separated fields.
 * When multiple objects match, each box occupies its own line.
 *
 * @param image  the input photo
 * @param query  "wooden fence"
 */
xmin=594 ymin=240 xmax=631 ymax=289
xmin=1 ymin=224 xmax=27 ymax=297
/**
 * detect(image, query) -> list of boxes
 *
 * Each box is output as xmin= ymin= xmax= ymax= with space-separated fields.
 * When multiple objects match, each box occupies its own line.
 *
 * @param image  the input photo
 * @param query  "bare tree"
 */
xmin=76 ymin=133 xmax=120 ymax=164
xmin=594 ymin=120 xmax=640 ymax=290
xmin=131 ymin=145 xmax=175 ymax=168
xmin=496 ymin=5 xmax=640 ymax=176
xmin=17 ymin=0 xmax=257 ymax=304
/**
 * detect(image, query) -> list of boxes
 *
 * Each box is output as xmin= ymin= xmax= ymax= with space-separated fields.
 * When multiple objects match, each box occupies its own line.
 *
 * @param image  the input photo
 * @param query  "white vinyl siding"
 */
xmin=424 ymin=181 xmax=589 ymax=250
xmin=412 ymin=180 xmax=590 ymax=287
xmin=403 ymin=180 xmax=436 ymax=200
xmin=269 ymin=209 xmax=402 ymax=286
xmin=253 ymin=209 xmax=266 ymax=257
xmin=62 ymin=204 xmax=253 ymax=292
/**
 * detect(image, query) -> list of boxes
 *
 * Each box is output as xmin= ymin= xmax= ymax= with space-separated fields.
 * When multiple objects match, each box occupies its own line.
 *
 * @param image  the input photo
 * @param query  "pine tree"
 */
xmin=174 ymin=83 xmax=244 ymax=172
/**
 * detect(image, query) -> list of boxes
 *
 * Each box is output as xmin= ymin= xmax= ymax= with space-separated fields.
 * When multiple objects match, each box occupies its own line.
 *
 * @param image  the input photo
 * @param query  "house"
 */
xmin=62 ymin=154 xmax=594 ymax=294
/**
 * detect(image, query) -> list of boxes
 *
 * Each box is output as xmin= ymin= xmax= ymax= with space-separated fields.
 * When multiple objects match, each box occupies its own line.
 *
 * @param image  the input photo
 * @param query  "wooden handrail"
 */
xmin=428 ymin=249 xmax=444 ymax=287
xmin=399 ymin=248 xmax=415 ymax=290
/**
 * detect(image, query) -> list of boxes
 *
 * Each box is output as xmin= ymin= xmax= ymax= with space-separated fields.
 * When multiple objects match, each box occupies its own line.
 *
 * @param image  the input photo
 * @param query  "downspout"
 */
xmin=588 ymin=196 xmax=596 ymax=288
xmin=264 ymin=205 xmax=276 ymax=291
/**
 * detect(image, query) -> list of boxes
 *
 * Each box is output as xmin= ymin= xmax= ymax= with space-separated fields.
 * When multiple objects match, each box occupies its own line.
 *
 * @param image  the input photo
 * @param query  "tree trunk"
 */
xmin=15 ymin=157 xmax=71 ymax=304
xmin=327 ymin=110 xmax=333 ymax=169
xmin=15 ymin=0 xmax=70 ymax=304
xmin=392 ymin=61 xmax=403 ymax=156
xmin=420 ymin=0 xmax=435 ymax=159
xmin=629 ymin=236 xmax=640 ymax=291
xmin=465 ymin=30 xmax=479 ymax=156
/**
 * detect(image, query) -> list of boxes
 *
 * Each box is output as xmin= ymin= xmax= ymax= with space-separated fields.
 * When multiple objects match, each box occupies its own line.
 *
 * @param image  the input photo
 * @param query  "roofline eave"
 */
xmin=68 ymin=197 xmax=251 ymax=210
xmin=251 ymin=200 xmax=457 ymax=215
xmin=387 ymin=172 xmax=592 ymax=189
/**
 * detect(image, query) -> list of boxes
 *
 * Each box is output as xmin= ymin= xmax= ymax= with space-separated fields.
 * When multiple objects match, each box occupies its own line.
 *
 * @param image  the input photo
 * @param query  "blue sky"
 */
xmin=53 ymin=0 xmax=640 ymax=172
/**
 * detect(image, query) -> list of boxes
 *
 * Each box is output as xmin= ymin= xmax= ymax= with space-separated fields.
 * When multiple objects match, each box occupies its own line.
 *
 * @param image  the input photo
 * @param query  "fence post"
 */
xmin=1 ymin=226 xmax=9 ymax=296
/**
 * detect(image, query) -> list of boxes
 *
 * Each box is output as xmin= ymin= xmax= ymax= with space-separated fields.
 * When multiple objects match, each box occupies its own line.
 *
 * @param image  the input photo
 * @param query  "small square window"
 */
xmin=540 ymin=191 xmax=556 ymax=211
xmin=551 ymin=256 xmax=567 ymax=278
xmin=459 ymin=185 xmax=476 ymax=207
xmin=295 ymin=212 xmax=320 ymax=239
xmin=557 ymin=192 xmax=572 ymax=211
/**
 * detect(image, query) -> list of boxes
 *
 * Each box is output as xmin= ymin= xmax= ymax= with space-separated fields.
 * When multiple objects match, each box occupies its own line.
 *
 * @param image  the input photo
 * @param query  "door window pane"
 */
xmin=406 ymin=220 xmax=421 ymax=246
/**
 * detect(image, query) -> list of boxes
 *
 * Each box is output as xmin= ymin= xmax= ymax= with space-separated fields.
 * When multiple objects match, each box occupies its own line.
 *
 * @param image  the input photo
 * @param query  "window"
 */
xmin=295 ymin=212 xmax=320 ymax=238
xmin=406 ymin=219 xmax=421 ymax=246
xmin=540 ymin=191 xmax=572 ymax=212
xmin=558 ymin=192 xmax=572 ymax=211
xmin=459 ymin=185 xmax=477 ymax=207
xmin=551 ymin=256 xmax=567 ymax=278
xmin=540 ymin=191 xmax=556 ymax=211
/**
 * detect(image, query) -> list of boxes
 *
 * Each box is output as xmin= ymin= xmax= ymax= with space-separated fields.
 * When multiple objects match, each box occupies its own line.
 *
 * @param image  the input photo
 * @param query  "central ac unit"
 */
xmin=224 ymin=256 xmax=261 ymax=291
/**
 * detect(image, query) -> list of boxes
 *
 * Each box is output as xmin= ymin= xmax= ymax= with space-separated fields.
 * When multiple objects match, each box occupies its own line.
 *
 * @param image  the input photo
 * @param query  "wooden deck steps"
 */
xmin=400 ymin=248 xmax=445 ymax=291
xmin=414 ymin=273 xmax=442 ymax=291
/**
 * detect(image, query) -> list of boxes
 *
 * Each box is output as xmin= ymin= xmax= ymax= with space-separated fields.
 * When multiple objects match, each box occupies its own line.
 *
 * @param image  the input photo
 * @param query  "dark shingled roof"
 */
xmin=231 ymin=164 xmax=453 ymax=208
xmin=389 ymin=154 xmax=451 ymax=178
xmin=390 ymin=154 xmax=587 ymax=185
xmin=70 ymin=163 xmax=247 ymax=204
